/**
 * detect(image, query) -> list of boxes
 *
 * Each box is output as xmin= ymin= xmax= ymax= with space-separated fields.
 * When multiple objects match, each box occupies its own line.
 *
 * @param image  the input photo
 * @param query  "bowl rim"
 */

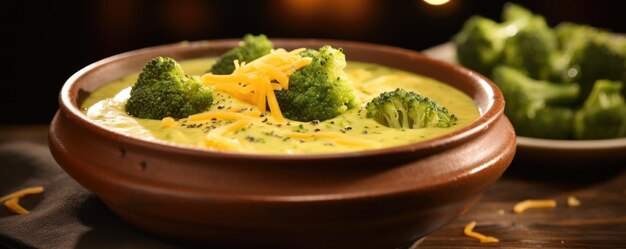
xmin=58 ymin=38 xmax=504 ymax=161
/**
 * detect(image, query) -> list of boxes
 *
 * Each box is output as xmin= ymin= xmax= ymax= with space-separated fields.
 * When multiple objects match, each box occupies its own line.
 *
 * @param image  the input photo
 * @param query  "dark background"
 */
xmin=2 ymin=0 xmax=623 ymax=124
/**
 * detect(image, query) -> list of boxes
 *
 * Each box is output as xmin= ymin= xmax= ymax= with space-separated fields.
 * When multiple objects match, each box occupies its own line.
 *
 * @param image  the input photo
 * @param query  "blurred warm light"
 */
xmin=158 ymin=0 xmax=214 ymax=37
xmin=424 ymin=0 xmax=450 ymax=6
xmin=94 ymin=0 xmax=140 ymax=49
xmin=274 ymin=0 xmax=379 ymax=35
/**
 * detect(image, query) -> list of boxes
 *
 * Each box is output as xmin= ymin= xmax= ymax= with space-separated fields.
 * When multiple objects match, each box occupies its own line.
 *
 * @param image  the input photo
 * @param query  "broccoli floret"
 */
xmin=210 ymin=34 xmax=273 ymax=75
xmin=572 ymin=34 xmax=626 ymax=100
xmin=492 ymin=66 xmax=578 ymax=139
xmin=453 ymin=3 xmax=538 ymax=77
xmin=574 ymin=80 xmax=626 ymax=139
xmin=512 ymin=103 xmax=575 ymax=139
xmin=453 ymin=16 xmax=509 ymax=76
xmin=501 ymin=16 xmax=559 ymax=81
xmin=275 ymin=46 xmax=359 ymax=121
xmin=501 ymin=2 xmax=533 ymax=23
xmin=126 ymin=57 xmax=213 ymax=119
xmin=365 ymin=88 xmax=457 ymax=129
xmin=554 ymin=22 xmax=598 ymax=54
xmin=551 ymin=22 xmax=600 ymax=83
xmin=493 ymin=66 xmax=580 ymax=106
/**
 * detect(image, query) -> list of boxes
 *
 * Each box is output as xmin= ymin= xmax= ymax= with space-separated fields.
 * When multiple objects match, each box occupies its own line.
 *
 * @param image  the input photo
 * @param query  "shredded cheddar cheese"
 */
xmin=1 ymin=186 xmax=44 ymax=215
xmin=513 ymin=199 xmax=557 ymax=214
xmin=204 ymin=120 xmax=250 ymax=151
xmin=161 ymin=117 xmax=178 ymax=128
xmin=284 ymin=131 xmax=380 ymax=148
xmin=188 ymin=111 xmax=255 ymax=122
xmin=4 ymin=198 xmax=29 ymax=214
xmin=464 ymin=221 xmax=499 ymax=243
xmin=201 ymin=48 xmax=312 ymax=123
xmin=567 ymin=196 xmax=581 ymax=207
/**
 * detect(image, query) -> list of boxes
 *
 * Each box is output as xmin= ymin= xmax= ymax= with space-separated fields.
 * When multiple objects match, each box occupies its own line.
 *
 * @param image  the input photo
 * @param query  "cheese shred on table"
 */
xmin=463 ymin=221 xmax=499 ymax=243
xmin=201 ymin=48 xmax=313 ymax=123
xmin=0 ymin=186 xmax=44 ymax=215
xmin=567 ymin=196 xmax=581 ymax=207
xmin=513 ymin=199 xmax=557 ymax=214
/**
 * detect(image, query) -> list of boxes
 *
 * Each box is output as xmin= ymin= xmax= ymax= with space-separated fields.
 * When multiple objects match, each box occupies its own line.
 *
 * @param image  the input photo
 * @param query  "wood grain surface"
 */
xmin=421 ymin=162 xmax=626 ymax=248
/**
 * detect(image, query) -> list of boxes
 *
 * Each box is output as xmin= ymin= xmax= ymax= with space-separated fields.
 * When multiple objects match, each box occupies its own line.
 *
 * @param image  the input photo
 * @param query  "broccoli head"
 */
xmin=572 ymin=34 xmax=626 ymax=100
xmin=554 ymin=22 xmax=598 ymax=54
xmin=501 ymin=2 xmax=533 ymax=24
xmin=492 ymin=66 xmax=578 ymax=139
xmin=453 ymin=3 xmax=539 ymax=77
xmin=126 ymin=56 xmax=213 ymax=119
xmin=492 ymin=66 xmax=580 ymax=106
xmin=210 ymin=34 xmax=273 ymax=75
xmin=453 ymin=16 xmax=508 ymax=76
xmin=501 ymin=16 xmax=559 ymax=81
xmin=512 ymin=102 xmax=575 ymax=139
xmin=550 ymin=22 xmax=600 ymax=83
xmin=574 ymin=80 xmax=626 ymax=139
xmin=365 ymin=88 xmax=457 ymax=129
xmin=275 ymin=46 xmax=359 ymax=122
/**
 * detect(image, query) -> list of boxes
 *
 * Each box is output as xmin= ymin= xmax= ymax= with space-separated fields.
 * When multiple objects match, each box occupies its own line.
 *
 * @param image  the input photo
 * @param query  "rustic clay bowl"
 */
xmin=49 ymin=39 xmax=516 ymax=249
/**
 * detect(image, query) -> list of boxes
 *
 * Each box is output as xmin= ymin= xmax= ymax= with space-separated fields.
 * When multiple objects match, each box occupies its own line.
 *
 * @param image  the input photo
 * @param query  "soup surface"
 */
xmin=82 ymin=58 xmax=480 ymax=154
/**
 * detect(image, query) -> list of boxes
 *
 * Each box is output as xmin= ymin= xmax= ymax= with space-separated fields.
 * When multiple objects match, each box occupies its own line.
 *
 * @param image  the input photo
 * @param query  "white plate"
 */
xmin=423 ymin=42 xmax=626 ymax=167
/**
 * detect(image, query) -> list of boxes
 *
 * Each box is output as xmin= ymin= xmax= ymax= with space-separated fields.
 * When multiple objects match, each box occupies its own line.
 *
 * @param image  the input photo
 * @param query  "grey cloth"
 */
xmin=0 ymin=142 xmax=182 ymax=249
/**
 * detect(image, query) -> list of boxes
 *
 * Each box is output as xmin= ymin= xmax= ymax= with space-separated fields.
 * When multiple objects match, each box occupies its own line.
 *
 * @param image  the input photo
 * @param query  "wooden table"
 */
xmin=2 ymin=126 xmax=625 ymax=248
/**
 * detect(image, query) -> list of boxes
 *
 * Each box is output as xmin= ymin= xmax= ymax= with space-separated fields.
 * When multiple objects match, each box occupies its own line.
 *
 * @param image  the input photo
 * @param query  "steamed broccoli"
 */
xmin=210 ymin=34 xmax=273 ymax=75
xmin=514 ymin=102 xmax=575 ymax=139
xmin=551 ymin=22 xmax=600 ymax=83
xmin=574 ymin=80 xmax=626 ymax=139
xmin=453 ymin=16 xmax=508 ymax=76
xmin=452 ymin=2 xmax=626 ymax=140
xmin=453 ymin=3 xmax=536 ymax=76
xmin=572 ymin=34 xmax=626 ymax=100
xmin=554 ymin=22 xmax=599 ymax=54
xmin=275 ymin=46 xmax=359 ymax=121
xmin=492 ymin=66 xmax=578 ymax=139
xmin=501 ymin=16 xmax=559 ymax=81
xmin=501 ymin=2 xmax=533 ymax=23
xmin=126 ymin=57 xmax=213 ymax=119
xmin=365 ymin=88 xmax=457 ymax=129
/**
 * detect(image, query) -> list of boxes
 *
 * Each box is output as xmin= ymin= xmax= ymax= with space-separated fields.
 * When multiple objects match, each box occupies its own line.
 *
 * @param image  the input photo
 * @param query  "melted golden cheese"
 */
xmin=82 ymin=58 xmax=480 ymax=154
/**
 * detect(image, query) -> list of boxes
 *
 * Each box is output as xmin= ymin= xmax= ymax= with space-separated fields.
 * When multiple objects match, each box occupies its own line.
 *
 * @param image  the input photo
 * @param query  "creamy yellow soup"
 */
xmin=82 ymin=58 xmax=480 ymax=154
